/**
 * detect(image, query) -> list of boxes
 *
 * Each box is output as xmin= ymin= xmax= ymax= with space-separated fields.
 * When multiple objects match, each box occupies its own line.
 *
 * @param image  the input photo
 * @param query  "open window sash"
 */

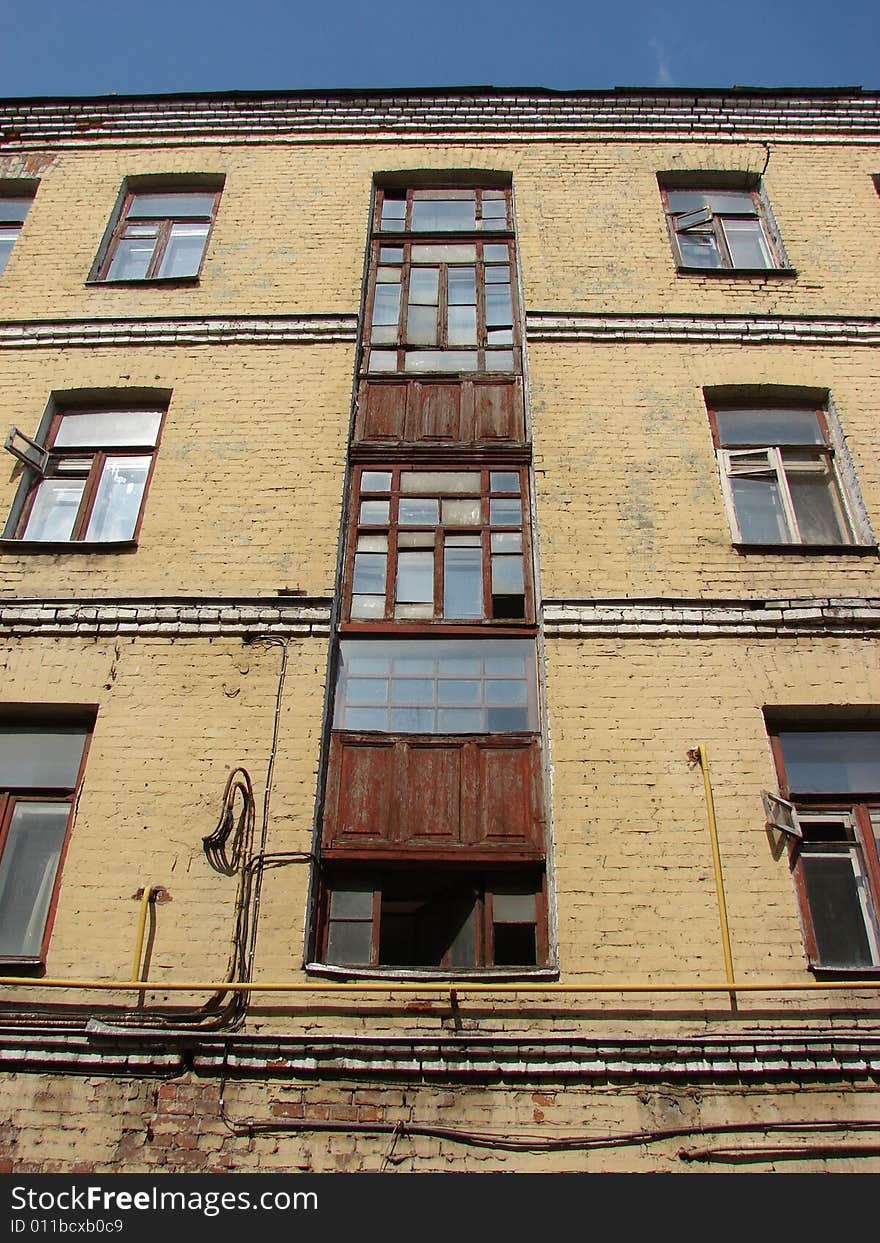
xmin=4 ymin=427 xmax=49 ymax=475
xmin=762 ymin=791 xmax=802 ymax=838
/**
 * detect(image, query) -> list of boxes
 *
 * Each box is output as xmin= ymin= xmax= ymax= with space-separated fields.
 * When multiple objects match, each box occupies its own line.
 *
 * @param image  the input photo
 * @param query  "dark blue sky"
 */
xmin=1 ymin=0 xmax=877 ymax=97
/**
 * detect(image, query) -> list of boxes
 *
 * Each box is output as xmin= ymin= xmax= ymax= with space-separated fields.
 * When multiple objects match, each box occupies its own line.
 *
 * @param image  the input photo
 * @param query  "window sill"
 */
xmin=305 ymin=961 xmax=558 ymax=982
xmin=676 ymin=265 xmax=797 ymax=279
xmin=808 ymin=963 xmax=880 ymax=978
xmin=0 ymin=539 xmax=138 ymax=555
xmin=0 ymin=958 xmax=45 ymax=976
xmin=86 ymin=276 xmax=201 ymax=288
xmin=733 ymin=542 xmax=878 ymax=557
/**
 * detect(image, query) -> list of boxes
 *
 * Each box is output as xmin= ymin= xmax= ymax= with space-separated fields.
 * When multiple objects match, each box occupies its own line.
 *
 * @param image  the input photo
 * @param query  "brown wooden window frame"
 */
xmin=345 ymin=464 xmax=534 ymax=628
xmin=0 ymin=188 xmax=36 ymax=277
xmin=0 ymin=715 xmax=94 ymax=970
xmin=366 ymin=186 xmax=520 ymax=377
xmin=770 ymin=727 xmax=880 ymax=972
xmin=707 ymin=401 xmax=870 ymax=550
xmin=659 ymin=183 xmax=784 ymax=273
xmin=94 ymin=186 xmax=222 ymax=284
xmin=315 ymin=865 xmax=548 ymax=974
xmin=4 ymin=405 xmax=166 ymax=550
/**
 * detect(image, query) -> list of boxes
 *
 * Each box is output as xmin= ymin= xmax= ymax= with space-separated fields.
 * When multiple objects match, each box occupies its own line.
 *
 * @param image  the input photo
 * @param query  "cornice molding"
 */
xmin=543 ymin=598 xmax=880 ymax=639
xmin=2 ymin=312 xmax=879 ymax=351
xmin=1 ymin=1026 xmax=879 ymax=1081
xmin=526 ymin=312 xmax=880 ymax=347
xmin=0 ymin=596 xmax=333 ymax=638
xmin=0 ymin=314 xmax=358 ymax=350
xmin=1 ymin=90 xmax=879 ymax=148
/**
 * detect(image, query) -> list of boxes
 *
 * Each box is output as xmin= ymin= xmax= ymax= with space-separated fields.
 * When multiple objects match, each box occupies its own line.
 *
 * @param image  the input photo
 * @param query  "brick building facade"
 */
xmin=0 ymin=87 xmax=879 ymax=1171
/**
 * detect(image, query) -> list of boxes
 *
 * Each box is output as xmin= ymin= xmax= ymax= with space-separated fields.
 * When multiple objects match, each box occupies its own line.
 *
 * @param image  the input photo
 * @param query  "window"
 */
xmin=709 ymin=404 xmax=866 ymax=547
xmin=367 ymin=186 xmax=519 ymax=375
xmin=0 ymin=190 xmax=35 ymax=276
xmin=660 ymin=183 xmax=781 ymax=271
xmin=0 ymin=718 xmax=92 ymax=965
xmin=770 ymin=727 xmax=880 ymax=970
xmin=348 ymin=466 xmax=531 ymax=623
xmin=334 ymin=638 xmax=538 ymax=734
xmin=319 ymin=868 xmax=545 ymax=970
xmin=4 ymin=406 xmax=165 ymax=546
xmin=95 ymin=186 xmax=221 ymax=282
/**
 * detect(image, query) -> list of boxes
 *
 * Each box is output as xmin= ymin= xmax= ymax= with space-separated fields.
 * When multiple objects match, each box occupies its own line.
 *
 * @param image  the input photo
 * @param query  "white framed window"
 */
xmin=709 ymin=404 xmax=871 ymax=548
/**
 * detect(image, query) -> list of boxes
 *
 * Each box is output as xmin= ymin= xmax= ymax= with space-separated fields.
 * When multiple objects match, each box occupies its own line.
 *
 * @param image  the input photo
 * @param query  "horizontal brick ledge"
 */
xmin=542 ymin=598 xmax=880 ymax=638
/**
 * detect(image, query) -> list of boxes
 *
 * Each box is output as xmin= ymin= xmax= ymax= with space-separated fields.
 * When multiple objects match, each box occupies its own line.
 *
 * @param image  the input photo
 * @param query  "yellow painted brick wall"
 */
xmin=546 ymin=634 xmax=880 ymax=1000
xmin=1 ymin=139 xmax=879 ymax=320
xmin=531 ymin=342 xmax=880 ymax=599
xmin=0 ymin=635 xmax=326 ymax=1003
xmin=1 ymin=1072 xmax=879 ymax=1172
xmin=0 ymin=346 xmax=349 ymax=597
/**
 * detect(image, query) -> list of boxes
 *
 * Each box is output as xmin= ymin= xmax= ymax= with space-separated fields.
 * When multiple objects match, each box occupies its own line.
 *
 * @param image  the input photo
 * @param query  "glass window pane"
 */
xmin=370 ymin=325 xmax=398 ymax=344
xmin=394 ymin=602 xmax=433 ymax=619
xmin=360 ymin=471 xmax=392 ymax=493
xmin=485 ymin=283 xmax=513 ymax=326
xmin=487 ymin=330 xmax=514 ymax=346
xmin=448 ymin=305 xmax=477 ymax=345
xmin=0 ymin=802 xmax=70 ymax=958
xmin=128 ymin=193 xmax=216 ymax=219
xmin=485 ymin=265 xmax=511 ymax=283
xmin=376 ymin=266 xmax=401 ymax=282
xmin=722 ymin=218 xmax=772 ymax=268
xmin=676 ymin=228 xmax=722 ymax=268
xmin=411 ymin=245 xmax=476 ymax=263
xmin=390 ymin=678 xmax=434 ymax=704
xmin=0 ymin=230 xmax=17 ymax=275
xmin=352 ymin=552 xmax=387 ymax=595
xmin=22 ymin=478 xmax=85 ymax=542
xmin=156 ymin=223 xmax=209 ymax=278
xmin=396 ymin=552 xmax=434 ymax=603
xmin=779 ymin=732 xmax=880 ymax=794
xmin=447 ymin=267 xmax=477 ymax=305
xmin=444 ymin=547 xmax=483 ymax=618
xmin=442 ymin=498 xmax=481 ymax=525
xmin=491 ymin=532 xmax=522 ymax=552
xmin=368 ymin=351 xmax=398 ymax=372
xmin=492 ymin=890 xmax=536 ymax=922
xmin=411 ymin=199 xmax=476 ymax=231
xmin=485 ymin=350 xmax=515 ymax=372
xmin=379 ymin=247 xmax=403 ymax=263
xmin=329 ymin=887 xmax=374 ymax=919
xmin=84 ymin=457 xmax=150 ymax=542
xmin=437 ymin=708 xmax=486 ymax=733
xmin=401 ymin=471 xmax=480 ymax=494
xmin=486 ymin=678 xmax=527 ymax=704
xmin=346 ymin=678 xmax=388 ymax=705
xmin=801 ymin=854 xmax=874 ymax=968
xmin=437 ymin=680 xmax=482 ymax=705
xmin=408 ymin=268 xmax=439 ymax=304
xmin=487 ymin=706 xmax=531 ymax=730
xmin=730 ymin=476 xmax=789 ymax=542
xmin=786 ymin=463 xmax=848 ymax=543
xmin=398 ymin=531 xmax=435 ymax=549
xmin=491 ymin=555 xmax=524 ymax=594
xmin=359 ymin=500 xmax=390 ymax=524
xmin=715 ymin=409 xmax=824 ymax=447
xmin=399 ymin=498 xmax=439 ymax=525
xmin=326 ymin=919 xmax=372 ymax=964
xmin=343 ymin=705 xmax=388 ymax=729
xmin=0 ymin=727 xmax=88 ymax=789
xmin=0 ymin=198 xmax=33 ymax=224
xmin=372 ymin=283 xmax=401 ymax=326
xmin=483 ymin=244 xmax=509 ymax=262
xmin=405 ymin=350 xmax=479 ymax=372
xmin=406 ymin=304 xmax=438 ymax=345
xmin=490 ymin=498 xmax=522 ymax=525
xmin=350 ymin=595 xmax=385 ymax=618
xmin=490 ymin=472 xmax=520 ymax=493
xmin=106 ymin=237 xmax=155 ymax=280
xmin=54 ymin=410 xmax=163 ymax=449
xmin=390 ymin=707 xmax=436 ymax=731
